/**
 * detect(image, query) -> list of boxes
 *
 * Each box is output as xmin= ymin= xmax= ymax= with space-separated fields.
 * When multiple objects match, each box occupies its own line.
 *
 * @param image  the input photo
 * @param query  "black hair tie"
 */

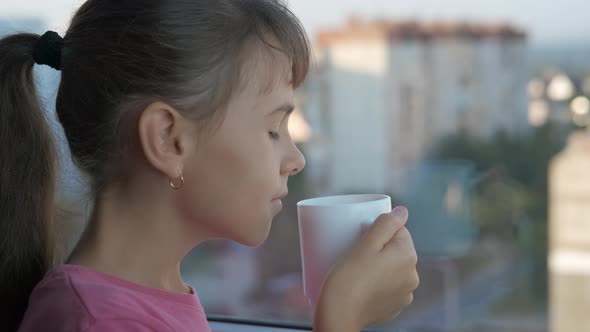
xmin=33 ymin=31 xmax=63 ymax=70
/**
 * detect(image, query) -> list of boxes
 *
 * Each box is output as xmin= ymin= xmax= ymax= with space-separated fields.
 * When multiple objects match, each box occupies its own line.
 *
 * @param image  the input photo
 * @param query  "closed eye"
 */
xmin=269 ymin=131 xmax=280 ymax=141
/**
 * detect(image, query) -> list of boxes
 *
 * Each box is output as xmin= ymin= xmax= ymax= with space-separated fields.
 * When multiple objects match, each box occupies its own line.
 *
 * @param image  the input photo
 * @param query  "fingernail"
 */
xmin=392 ymin=206 xmax=408 ymax=219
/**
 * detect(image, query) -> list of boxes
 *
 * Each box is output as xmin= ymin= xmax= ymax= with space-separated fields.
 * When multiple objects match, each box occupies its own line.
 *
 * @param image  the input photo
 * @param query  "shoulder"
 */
xmin=19 ymin=265 xmax=173 ymax=331
xmin=20 ymin=265 xmax=210 ymax=332
xmin=19 ymin=266 xmax=92 ymax=331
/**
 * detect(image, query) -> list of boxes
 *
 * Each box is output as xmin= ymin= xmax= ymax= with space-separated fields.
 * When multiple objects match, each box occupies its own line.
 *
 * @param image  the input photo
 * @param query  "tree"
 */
xmin=431 ymin=122 xmax=569 ymax=299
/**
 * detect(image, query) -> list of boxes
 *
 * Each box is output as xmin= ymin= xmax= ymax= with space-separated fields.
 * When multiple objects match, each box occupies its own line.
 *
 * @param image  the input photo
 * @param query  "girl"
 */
xmin=0 ymin=0 xmax=419 ymax=331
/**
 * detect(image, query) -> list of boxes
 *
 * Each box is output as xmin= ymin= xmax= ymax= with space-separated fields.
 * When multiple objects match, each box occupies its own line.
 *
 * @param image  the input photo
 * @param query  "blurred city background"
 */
xmin=3 ymin=1 xmax=590 ymax=331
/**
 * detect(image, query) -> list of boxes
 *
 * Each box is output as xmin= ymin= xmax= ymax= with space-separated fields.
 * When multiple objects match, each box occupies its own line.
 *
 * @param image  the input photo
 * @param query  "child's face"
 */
xmin=180 ymin=50 xmax=305 ymax=247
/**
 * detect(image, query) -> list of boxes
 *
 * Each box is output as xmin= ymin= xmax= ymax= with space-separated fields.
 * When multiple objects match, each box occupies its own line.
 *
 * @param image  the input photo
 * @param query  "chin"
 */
xmin=235 ymin=219 xmax=273 ymax=247
xmin=235 ymin=234 xmax=267 ymax=247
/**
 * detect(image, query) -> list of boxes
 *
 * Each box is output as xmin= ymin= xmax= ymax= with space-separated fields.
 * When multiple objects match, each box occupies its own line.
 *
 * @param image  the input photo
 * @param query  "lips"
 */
xmin=271 ymin=191 xmax=287 ymax=213
xmin=271 ymin=198 xmax=283 ymax=212
xmin=273 ymin=192 xmax=288 ymax=201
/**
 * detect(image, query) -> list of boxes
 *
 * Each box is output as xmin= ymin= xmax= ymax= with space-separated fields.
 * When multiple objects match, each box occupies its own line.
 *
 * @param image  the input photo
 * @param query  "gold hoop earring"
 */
xmin=169 ymin=167 xmax=184 ymax=190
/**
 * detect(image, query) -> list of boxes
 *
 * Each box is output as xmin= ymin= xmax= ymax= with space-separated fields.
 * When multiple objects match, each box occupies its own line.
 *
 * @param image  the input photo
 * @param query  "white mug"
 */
xmin=297 ymin=194 xmax=392 ymax=310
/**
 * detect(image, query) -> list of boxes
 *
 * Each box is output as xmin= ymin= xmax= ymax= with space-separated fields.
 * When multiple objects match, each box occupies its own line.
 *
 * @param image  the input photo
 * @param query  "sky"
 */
xmin=1 ymin=0 xmax=588 ymax=45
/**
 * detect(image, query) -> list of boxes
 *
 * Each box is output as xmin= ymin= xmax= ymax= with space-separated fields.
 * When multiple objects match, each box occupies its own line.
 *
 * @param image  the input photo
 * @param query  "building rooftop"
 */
xmin=317 ymin=17 xmax=527 ymax=46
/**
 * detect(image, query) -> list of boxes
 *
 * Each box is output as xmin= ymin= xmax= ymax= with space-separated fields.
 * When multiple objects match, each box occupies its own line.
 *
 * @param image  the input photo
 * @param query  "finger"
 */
xmin=383 ymin=225 xmax=417 ymax=258
xmin=361 ymin=206 xmax=408 ymax=252
xmin=411 ymin=271 xmax=420 ymax=291
xmin=385 ymin=226 xmax=414 ymax=247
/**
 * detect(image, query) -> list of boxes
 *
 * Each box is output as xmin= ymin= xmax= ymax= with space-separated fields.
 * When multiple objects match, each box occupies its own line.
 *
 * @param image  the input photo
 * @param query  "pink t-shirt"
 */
xmin=18 ymin=264 xmax=212 ymax=332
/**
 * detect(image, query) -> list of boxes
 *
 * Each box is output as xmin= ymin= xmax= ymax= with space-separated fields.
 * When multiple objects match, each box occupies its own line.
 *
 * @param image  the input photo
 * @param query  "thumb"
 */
xmin=362 ymin=206 xmax=408 ymax=252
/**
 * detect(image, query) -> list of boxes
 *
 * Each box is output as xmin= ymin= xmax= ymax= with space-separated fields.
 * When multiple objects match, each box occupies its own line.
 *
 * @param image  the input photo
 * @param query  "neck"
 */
xmin=67 ymin=182 xmax=200 ymax=294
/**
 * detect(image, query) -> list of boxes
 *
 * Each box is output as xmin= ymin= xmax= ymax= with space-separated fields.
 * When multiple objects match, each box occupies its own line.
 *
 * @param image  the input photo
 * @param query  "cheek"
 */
xmin=178 ymin=180 xmax=274 ymax=246
xmin=176 ymin=140 xmax=279 ymax=245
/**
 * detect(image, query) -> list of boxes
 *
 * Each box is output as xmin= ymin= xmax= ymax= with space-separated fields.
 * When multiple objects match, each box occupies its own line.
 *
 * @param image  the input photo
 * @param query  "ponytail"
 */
xmin=0 ymin=33 xmax=57 ymax=331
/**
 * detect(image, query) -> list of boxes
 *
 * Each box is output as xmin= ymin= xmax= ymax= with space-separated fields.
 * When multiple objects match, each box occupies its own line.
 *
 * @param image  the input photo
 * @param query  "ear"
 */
xmin=137 ymin=101 xmax=193 ymax=180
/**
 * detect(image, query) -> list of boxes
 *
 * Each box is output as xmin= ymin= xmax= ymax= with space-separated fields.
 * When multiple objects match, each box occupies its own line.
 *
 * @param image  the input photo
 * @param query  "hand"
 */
xmin=314 ymin=207 xmax=419 ymax=331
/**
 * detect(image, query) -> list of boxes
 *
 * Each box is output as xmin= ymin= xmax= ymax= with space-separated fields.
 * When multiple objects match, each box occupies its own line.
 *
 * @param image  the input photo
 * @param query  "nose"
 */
xmin=282 ymin=141 xmax=306 ymax=176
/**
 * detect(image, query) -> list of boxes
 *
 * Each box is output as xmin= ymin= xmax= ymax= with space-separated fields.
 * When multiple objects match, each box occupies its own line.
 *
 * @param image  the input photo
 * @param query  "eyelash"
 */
xmin=269 ymin=131 xmax=280 ymax=141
